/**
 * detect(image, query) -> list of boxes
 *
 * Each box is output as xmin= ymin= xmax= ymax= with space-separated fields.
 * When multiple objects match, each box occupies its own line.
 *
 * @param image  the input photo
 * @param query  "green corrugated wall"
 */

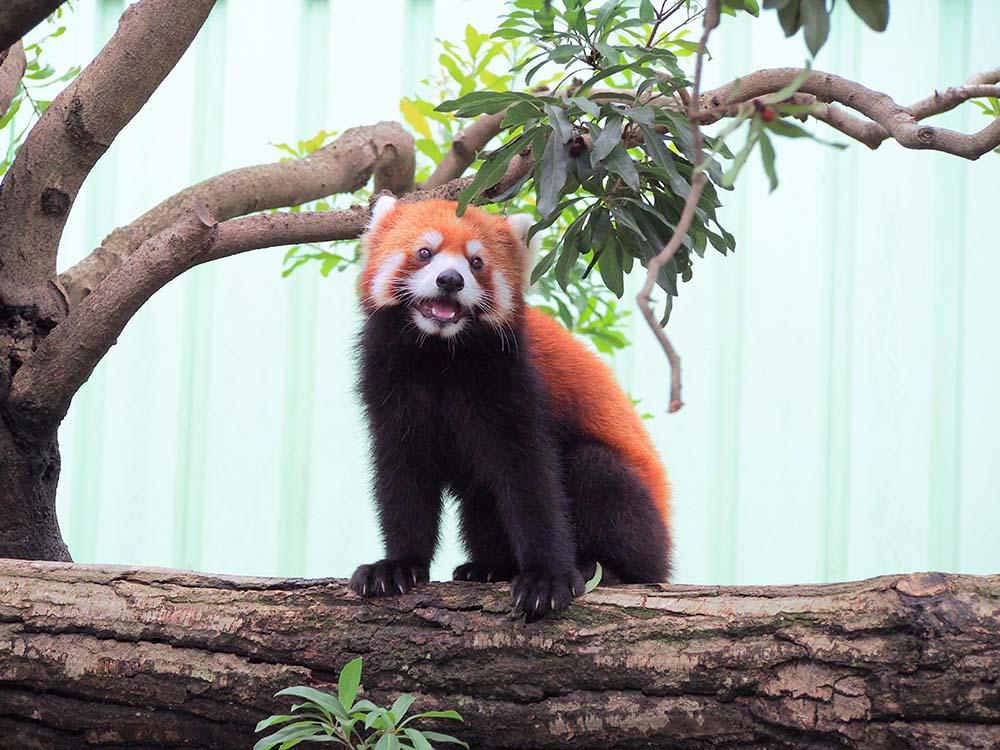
xmin=47 ymin=0 xmax=999 ymax=584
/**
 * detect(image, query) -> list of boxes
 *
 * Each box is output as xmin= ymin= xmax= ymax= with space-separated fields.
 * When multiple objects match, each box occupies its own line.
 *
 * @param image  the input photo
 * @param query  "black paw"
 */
xmin=511 ymin=568 xmax=585 ymax=623
xmin=350 ymin=559 xmax=429 ymax=598
xmin=453 ymin=561 xmax=518 ymax=583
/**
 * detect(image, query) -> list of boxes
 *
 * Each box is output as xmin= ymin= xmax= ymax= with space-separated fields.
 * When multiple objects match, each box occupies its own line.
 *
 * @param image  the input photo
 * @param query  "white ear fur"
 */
xmin=367 ymin=195 xmax=399 ymax=233
xmin=506 ymin=213 xmax=541 ymax=288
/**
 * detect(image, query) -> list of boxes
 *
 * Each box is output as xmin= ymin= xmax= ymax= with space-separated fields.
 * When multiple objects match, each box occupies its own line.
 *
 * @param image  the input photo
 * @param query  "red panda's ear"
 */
xmin=367 ymin=195 xmax=399 ymax=235
xmin=506 ymin=214 xmax=540 ymax=288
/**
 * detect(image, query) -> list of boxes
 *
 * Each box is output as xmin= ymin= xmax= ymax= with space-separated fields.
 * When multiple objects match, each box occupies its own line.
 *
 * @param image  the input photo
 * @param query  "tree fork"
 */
xmin=0 ymin=561 xmax=997 ymax=749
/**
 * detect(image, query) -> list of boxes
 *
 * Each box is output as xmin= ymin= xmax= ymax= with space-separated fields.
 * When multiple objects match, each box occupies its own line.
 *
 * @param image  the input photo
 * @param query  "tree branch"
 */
xmin=636 ymin=0 xmax=720 ymax=413
xmin=418 ymin=111 xmax=507 ymax=190
xmin=8 ymin=210 xmax=217 ymax=435
xmin=0 ymin=40 xmax=25 ymax=120
xmin=0 ymin=0 xmax=216 ymax=292
xmin=2 ymin=561 xmax=999 ymax=749
xmin=699 ymin=67 xmax=1000 ymax=159
xmin=58 ymin=121 xmax=415 ymax=307
xmin=0 ymin=0 xmax=67 ymax=54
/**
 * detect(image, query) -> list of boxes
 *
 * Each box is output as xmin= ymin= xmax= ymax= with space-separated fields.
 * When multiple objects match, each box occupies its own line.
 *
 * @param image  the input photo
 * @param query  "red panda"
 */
xmin=351 ymin=195 xmax=671 ymax=621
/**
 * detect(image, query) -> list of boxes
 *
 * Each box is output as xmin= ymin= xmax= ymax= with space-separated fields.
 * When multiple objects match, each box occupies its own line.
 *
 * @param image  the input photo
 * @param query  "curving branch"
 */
xmin=7 ymin=209 xmax=218 ymax=435
xmin=0 ymin=0 xmax=67 ymax=54
xmin=58 ymin=121 xmax=415 ymax=307
xmin=0 ymin=0 xmax=216 ymax=291
xmin=418 ymin=111 xmax=507 ymax=190
xmin=0 ymin=40 xmax=25 ymax=119
xmin=698 ymin=67 xmax=1000 ymax=159
xmin=636 ymin=1 xmax=720 ymax=413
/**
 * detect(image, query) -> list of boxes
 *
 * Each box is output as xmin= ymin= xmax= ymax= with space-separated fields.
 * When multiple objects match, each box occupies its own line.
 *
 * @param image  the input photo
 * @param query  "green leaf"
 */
xmin=375 ymin=733 xmax=401 ymax=750
xmin=535 ymin=131 xmax=568 ymax=217
xmin=776 ymin=0 xmax=802 ymax=36
xmin=457 ymin=132 xmax=527 ymax=214
xmin=400 ymin=99 xmax=433 ymax=140
xmin=464 ymin=24 xmax=482 ymax=57
xmin=337 ymin=657 xmax=362 ymax=711
xmin=569 ymin=96 xmax=600 ymax=119
xmin=403 ymin=729 xmax=435 ymax=750
xmin=600 ymin=143 xmax=640 ymax=191
xmin=597 ymin=236 xmax=624 ymax=298
xmin=584 ymin=562 xmax=603 ymax=593
xmin=847 ymin=0 xmax=889 ymax=31
xmin=253 ymin=721 xmax=327 ymax=750
xmin=417 ymin=731 xmax=469 ymax=748
xmin=766 ymin=118 xmax=846 ymax=147
xmin=591 ymin=114 xmax=622 ymax=162
xmin=758 ymin=132 xmax=778 ymax=192
xmin=406 ymin=711 xmax=463 ymax=723
xmin=256 ymin=715 xmax=297 ymax=732
xmin=275 ymin=687 xmax=348 ymax=723
xmin=544 ymin=103 xmax=574 ymax=143
xmin=800 ymin=0 xmax=830 ymax=55
xmin=390 ymin=694 xmax=416 ymax=723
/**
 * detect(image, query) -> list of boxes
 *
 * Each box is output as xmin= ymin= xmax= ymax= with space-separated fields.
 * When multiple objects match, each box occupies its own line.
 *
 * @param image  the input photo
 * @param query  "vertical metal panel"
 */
xmin=50 ymin=0 xmax=998 ymax=582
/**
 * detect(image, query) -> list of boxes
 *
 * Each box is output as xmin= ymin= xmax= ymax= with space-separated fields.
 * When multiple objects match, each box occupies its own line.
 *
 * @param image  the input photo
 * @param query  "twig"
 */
xmin=636 ymin=0 xmax=720 ymax=413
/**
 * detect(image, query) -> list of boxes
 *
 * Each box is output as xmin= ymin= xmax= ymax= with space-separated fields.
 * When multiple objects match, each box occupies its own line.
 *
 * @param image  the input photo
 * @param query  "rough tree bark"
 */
xmin=0 ymin=562 xmax=997 ymax=749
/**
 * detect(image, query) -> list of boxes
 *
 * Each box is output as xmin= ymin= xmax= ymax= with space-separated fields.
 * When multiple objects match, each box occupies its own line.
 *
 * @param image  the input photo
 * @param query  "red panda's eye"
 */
xmin=469 ymin=256 xmax=484 ymax=271
xmin=417 ymin=247 xmax=432 ymax=261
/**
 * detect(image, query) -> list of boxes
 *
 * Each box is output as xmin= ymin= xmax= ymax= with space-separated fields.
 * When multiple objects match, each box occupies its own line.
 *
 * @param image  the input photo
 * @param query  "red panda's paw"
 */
xmin=511 ymin=568 xmax=586 ymax=623
xmin=349 ymin=559 xmax=429 ymax=598
xmin=453 ymin=562 xmax=518 ymax=583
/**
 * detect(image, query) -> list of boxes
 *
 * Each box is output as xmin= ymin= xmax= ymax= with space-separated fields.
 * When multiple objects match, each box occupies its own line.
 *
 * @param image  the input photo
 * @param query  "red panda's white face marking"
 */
xmin=361 ymin=197 xmax=536 ymax=342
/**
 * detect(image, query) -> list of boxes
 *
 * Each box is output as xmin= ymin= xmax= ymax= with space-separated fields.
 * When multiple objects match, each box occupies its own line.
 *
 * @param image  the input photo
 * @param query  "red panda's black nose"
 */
xmin=436 ymin=269 xmax=464 ymax=294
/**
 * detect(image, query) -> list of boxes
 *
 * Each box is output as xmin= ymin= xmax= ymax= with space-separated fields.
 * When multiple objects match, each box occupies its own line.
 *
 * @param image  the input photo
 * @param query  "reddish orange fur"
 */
xmin=525 ymin=308 xmax=671 ymax=522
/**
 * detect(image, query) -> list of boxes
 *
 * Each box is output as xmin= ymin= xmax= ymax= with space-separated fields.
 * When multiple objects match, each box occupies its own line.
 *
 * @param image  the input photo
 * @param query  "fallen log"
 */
xmin=0 ymin=560 xmax=997 ymax=749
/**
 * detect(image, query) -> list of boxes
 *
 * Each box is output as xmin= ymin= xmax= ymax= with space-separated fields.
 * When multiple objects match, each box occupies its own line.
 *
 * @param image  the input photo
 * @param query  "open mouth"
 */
xmin=414 ymin=297 xmax=467 ymax=325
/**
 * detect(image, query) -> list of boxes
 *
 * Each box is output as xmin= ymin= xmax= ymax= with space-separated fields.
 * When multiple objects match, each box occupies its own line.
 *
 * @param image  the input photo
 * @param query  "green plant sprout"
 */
xmin=254 ymin=658 xmax=467 ymax=750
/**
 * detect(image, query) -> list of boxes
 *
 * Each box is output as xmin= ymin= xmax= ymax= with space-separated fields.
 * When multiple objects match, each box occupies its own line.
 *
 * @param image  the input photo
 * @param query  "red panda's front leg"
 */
xmin=476 ymin=426 xmax=585 ymax=622
xmin=349 ymin=425 xmax=443 ymax=598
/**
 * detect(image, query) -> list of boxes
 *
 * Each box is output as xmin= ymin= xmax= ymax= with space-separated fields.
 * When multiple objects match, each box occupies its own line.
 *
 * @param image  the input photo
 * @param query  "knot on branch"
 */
xmin=917 ymin=126 xmax=936 ymax=144
xmin=40 ymin=187 xmax=71 ymax=216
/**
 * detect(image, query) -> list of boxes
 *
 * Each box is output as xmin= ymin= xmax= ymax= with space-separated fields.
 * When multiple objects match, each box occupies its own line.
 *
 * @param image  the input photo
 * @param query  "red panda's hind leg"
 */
xmin=564 ymin=443 xmax=672 ymax=583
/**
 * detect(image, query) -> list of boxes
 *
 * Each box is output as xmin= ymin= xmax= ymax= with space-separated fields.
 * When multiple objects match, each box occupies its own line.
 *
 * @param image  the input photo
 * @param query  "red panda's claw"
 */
xmin=511 ymin=568 xmax=585 ymax=622
xmin=350 ymin=559 xmax=429 ymax=598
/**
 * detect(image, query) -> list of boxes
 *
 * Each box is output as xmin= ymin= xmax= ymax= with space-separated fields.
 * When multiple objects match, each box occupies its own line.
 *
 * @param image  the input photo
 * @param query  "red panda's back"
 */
xmin=524 ymin=307 xmax=670 ymax=522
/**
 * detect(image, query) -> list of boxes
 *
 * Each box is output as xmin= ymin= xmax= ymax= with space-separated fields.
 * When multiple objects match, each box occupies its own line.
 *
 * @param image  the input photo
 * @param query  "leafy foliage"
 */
xmin=439 ymin=0 xmax=751 ymax=324
xmin=254 ymin=658 xmax=466 ymax=750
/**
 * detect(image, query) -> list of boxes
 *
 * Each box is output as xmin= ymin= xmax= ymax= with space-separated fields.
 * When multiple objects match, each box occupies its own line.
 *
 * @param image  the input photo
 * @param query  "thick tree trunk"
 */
xmin=0 ymin=302 xmax=71 ymax=562
xmin=0 ymin=424 xmax=69 ymax=561
xmin=0 ymin=561 xmax=997 ymax=749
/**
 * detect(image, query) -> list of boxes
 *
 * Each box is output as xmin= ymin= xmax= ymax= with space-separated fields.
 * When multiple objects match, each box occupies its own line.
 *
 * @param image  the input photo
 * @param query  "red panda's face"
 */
xmin=360 ymin=197 xmax=536 ymax=340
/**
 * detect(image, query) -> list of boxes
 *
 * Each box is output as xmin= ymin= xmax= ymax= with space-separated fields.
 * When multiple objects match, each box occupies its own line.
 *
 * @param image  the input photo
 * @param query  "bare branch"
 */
xmin=418 ymin=111 xmax=506 ymax=190
xmin=0 ymin=0 xmax=216 ymax=290
xmin=636 ymin=0 xmax=722 ymax=413
xmin=0 ymin=0 xmax=67 ymax=54
xmin=58 ymin=121 xmax=415 ymax=307
xmin=699 ymin=67 xmax=1000 ymax=159
xmin=0 ymin=40 xmax=25 ymax=119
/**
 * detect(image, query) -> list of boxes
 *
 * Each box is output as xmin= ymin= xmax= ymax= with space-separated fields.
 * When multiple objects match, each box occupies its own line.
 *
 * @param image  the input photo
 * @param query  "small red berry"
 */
xmin=761 ymin=106 xmax=776 ymax=122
